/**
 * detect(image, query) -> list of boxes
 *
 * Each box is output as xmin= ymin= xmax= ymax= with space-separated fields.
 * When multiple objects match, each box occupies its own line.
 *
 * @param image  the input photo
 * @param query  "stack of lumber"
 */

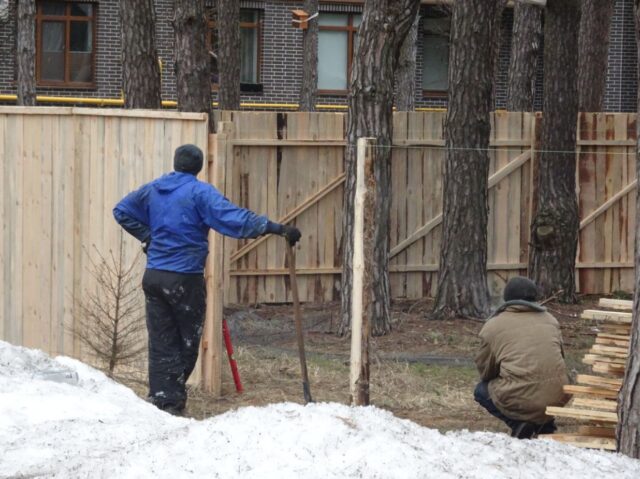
xmin=541 ymin=298 xmax=632 ymax=450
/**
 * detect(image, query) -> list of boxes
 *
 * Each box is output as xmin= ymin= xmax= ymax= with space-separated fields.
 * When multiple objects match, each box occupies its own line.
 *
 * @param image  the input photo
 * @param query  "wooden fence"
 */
xmin=0 ymin=107 xmax=209 ymax=358
xmin=1 ymin=108 xmax=636 ymax=393
xmin=210 ymin=111 xmax=637 ymax=304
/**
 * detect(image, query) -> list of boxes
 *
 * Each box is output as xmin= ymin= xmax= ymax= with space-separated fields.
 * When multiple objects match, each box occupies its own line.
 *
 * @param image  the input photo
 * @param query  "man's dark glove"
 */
xmin=281 ymin=225 xmax=301 ymax=246
xmin=142 ymin=237 xmax=151 ymax=255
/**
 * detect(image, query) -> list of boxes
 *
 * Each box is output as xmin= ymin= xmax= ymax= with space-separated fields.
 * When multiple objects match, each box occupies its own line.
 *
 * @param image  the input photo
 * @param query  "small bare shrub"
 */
xmin=76 ymin=233 xmax=146 ymax=379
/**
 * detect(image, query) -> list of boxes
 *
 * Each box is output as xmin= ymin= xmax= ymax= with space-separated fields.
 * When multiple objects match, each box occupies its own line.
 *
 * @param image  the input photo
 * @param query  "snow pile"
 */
xmin=1 ymin=340 xmax=639 ymax=479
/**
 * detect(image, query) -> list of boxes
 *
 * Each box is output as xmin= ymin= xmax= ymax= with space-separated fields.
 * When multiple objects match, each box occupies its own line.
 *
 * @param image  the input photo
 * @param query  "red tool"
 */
xmin=223 ymin=318 xmax=243 ymax=393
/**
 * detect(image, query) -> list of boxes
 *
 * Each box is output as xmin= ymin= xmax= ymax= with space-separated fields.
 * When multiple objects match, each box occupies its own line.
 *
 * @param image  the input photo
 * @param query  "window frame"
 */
xmin=35 ymin=1 xmax=97 ymax=88
xmin=208 ymin=9 xmax=263 ymax=93
xmin=421 ymin=9 xmax=451 ymax=98
xmin=317 ymin=12 xmax=360 ymax=95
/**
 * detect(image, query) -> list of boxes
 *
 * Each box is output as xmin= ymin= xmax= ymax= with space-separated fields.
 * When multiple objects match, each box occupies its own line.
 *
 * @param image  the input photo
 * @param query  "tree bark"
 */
xmin=617 ymin=1 xmax=640 ymax=458
xmin=173 ymin=0 xmax=213 ymax=132
xmin=506 ymin=2 xmax=542 ymax=111
xmin=433 ymin=0 xmax=501 ymax=320
xmin=339 ymin=0 xmax=421 ymax=336
xmin=16 ymin=0 xmax=36 ymax=106
xmin=578 ymin=0 xmax=615 ymax=112
xmin=218 ymin=0 xmax=240 ymax=110
xmin=395 ymin=11 xmax=419 ymax=111
xmin=120 ymin=0 xmax=162 ymax=109
xmin=298 ymin=0 xmax=319 ymax=112
xmin=529 ymin=0 xmax=580 ymax=303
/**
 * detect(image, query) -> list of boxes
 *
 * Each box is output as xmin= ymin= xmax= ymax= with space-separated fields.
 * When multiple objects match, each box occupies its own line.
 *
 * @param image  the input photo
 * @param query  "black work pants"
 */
xmin=474 ymin=381 xmax=556 ymax=436
xmin=142 ymin=268 xmax=206 ymax=410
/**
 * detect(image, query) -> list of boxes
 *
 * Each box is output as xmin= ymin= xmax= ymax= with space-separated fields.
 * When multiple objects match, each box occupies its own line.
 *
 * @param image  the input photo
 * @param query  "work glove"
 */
xmin=281 ymin=225 xmax=302 ymax=246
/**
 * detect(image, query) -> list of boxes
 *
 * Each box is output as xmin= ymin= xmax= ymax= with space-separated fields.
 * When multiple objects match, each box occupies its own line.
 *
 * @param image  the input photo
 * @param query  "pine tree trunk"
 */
xmin=529 ymin=0 xmax=580 ymax=303
xmin=432 ymin=0 xmax=501 ymax=320
xmin=506 ymin=2 xmax=542 ymax=111
xmin=617 ymin=1 xmax=640 ymax=458
xmin=578 ymin=0 xmax=615 ymax=112
xmin=395 ymin=12 xmax=419 ymax=111
xmin=173 ymin=0 xmax=213 ymax=132
xmin=298 ymin=0 xmax=318 ymax=112
xmin=16 ymin=0 xmax=36 ymax=106
xmin=339 ymin=0 xmax=421 ymax=336
xmin=120 ymin=0 xmax=162 ymax=109
xmin=218 ymin=0 xmax=240 ymax=110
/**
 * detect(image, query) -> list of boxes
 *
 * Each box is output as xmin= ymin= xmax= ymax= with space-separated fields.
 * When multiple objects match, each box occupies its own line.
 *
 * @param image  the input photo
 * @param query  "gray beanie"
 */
xmin=174 ymin=144 xmax=203 ymax=175
xmin=503 ymin=276 xmax=538 ymax=302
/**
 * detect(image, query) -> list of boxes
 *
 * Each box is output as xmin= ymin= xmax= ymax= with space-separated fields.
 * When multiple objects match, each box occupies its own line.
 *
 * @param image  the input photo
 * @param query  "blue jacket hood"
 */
xmin=153 ymin=172 xmax=197 ymax=193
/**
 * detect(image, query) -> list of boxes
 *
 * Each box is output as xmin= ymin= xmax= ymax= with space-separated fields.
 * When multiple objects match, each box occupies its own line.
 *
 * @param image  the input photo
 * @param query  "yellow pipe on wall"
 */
xmin=0 ymin=94 xmax=446 ymax=112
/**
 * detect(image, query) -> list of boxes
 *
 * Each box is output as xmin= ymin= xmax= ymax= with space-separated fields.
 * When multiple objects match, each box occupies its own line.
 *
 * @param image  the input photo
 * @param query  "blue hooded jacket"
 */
xmin=113 ymin=172 xmax=269 ymax=274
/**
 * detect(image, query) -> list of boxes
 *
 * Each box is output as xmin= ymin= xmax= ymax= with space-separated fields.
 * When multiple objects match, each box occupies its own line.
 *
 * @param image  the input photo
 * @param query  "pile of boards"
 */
xmin=541 ymin=298 xmax=632 ymax=450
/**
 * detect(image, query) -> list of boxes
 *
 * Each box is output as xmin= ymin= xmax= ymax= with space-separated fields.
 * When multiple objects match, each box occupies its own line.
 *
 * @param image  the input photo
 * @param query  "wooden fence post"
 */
xmin=192 ymin=121 xmax=233 ymax=395
xmin=350 ymin=137 xmax=376 ymax=406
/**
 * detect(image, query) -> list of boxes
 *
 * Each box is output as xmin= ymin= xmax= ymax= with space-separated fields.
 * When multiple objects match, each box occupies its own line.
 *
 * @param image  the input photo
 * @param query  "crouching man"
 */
xmin=474 ymin=276 xmax=569 ymax=439
xmin=114 ymin=144 xmax=300 ymax=415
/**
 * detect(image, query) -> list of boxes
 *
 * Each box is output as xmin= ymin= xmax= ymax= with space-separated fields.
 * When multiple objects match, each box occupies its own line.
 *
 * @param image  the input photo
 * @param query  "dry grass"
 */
xmin=182 ymin=345 xmax=505 ymax=433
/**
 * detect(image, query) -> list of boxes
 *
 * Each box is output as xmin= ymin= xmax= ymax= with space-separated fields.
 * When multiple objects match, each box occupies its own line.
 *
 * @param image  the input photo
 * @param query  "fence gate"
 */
xmin=389 ymin=111 xmax=537 ymax=298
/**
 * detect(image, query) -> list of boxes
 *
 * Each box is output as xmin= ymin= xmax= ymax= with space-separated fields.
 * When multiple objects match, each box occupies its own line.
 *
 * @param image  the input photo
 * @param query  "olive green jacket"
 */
xmin=475 ymin=305 xmax=569 ymax=424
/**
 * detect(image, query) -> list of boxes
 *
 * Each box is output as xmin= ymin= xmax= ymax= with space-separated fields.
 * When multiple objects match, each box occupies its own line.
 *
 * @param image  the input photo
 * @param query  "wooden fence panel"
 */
xmin=577 ymin=112 xmax=636 ymax=294
xmin=0 ymin=107 xmax=209 ymax=359
xmin=223 ymin=112 xmax=346 ymax=304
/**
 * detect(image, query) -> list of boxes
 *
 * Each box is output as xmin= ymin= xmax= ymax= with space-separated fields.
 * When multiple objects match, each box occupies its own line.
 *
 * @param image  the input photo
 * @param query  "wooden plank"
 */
xmin=598 ymin=298 xmax=633 ymax=310
xmin=589 ymin=344 xmax=629 ymax=358
xmin=583 ymin=354 xmax=627 ymax=365
xmin=540 ymin=434 xmax=616 ymax=451
xmin=595 ymin=336 xmax=630 ymax=348
xmin=592 ymin=363 xmax=626 ymax=376
xmin=572 ymin=398 xmax=618 ymax=412
xmin=563 ymin=385 xmax=618 ymax=399
xmin=581 ymin=309 xmax=632 ymax=323
xmin=597 ymin=333 xmax=632 ymax=341
xmin=545 ymin=406 xmax=618 ymax=423
xmin=575 ymin=374 xmax=622 ymax=389
xmin=230 ymin=139 xmax=346 ymax=146
xmin=576 ymin=139 xmax=636 ymax=146
xmin=6 ymin=115 xmax=24 ymax=345
xmin=577 ymin=426 xmax=616 ymax=438
xmin=0 ymin=114 xmax=5 ymax=341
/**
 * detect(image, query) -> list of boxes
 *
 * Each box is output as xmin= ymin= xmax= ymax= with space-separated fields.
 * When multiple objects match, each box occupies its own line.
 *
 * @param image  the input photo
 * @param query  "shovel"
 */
xmin=286 ymin=242 xmax=313 ymax=404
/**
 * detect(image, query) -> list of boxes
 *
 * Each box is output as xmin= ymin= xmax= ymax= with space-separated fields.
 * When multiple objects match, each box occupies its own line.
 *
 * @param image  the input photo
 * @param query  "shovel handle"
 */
xmin=286 ymin=242 xmax=313 ymax=404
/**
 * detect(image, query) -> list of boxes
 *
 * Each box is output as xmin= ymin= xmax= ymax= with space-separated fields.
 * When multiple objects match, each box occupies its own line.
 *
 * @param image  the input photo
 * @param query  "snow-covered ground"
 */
xmin=1 ymin=340 xmax=639 ymax=479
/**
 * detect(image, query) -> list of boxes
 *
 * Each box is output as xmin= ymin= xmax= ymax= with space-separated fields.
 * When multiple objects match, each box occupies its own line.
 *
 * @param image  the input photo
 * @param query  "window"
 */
xmin=318 ymin=13 xmax=361 ymax=92
xmin=209 ymin=10 xmax=262 ymax=91
xmin=422 ymin=10 xmax=450 ymax=94
xmin=36 ymin=1 xmax=96 ymax=87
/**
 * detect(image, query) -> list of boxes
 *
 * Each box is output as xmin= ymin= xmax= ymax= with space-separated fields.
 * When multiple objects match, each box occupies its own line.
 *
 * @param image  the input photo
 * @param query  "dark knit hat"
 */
xmin=174 ymin=144 xmax=203 ymax=175
xmin=503 ymin=276 xmax=538 ymax=302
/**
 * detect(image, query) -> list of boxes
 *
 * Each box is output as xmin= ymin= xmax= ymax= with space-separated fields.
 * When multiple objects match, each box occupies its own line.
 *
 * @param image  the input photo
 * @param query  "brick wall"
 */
xmin=605 ymin=0 xmax=637 ymax=112
xmin=0 ymin=0 xmax=637 ymax=112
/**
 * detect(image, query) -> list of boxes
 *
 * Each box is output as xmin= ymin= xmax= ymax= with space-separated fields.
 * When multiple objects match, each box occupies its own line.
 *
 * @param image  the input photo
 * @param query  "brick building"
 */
xmin=0 ymin=0 xmax=636 ymax=111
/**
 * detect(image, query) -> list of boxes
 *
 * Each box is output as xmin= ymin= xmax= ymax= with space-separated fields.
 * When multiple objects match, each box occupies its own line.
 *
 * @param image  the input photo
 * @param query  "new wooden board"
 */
xmin=545 ymin=406 xmax=618 ymax=423
xmin=563 ymin=385 xmax=618 ymax=399
xmin=539 ymin=434 xmax=616 ymax=451
xmin=572 ymin=398 xmax=618 ymax=412
xmin=581 ymin=310 xmax=632 ymax=323
xmin=575 ymin=374 xmax=622 ymax=389
xmin=598 ymin=298 xmax=633 ymax=310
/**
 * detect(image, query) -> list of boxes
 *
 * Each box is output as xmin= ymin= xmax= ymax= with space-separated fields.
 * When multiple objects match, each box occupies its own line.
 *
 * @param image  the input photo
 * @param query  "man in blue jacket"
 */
xmin=114 ymin=144 xmax=300 ymax=414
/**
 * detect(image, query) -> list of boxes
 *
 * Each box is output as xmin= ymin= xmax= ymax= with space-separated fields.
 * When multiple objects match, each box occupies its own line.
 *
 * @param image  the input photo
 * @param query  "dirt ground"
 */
xmin=166 ymin=294 xmax=619 ymax=435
